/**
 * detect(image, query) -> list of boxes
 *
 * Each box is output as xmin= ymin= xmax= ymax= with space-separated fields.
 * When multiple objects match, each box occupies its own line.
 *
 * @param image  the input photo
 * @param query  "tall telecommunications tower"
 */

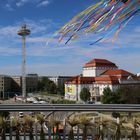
xmin=17 ymin=25 xmax=31 ymax=98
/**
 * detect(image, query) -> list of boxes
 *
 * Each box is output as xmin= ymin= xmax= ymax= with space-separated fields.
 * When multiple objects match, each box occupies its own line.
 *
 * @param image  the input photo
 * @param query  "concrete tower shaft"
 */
xmin=17 ymin=24 xmax=31 ymax=98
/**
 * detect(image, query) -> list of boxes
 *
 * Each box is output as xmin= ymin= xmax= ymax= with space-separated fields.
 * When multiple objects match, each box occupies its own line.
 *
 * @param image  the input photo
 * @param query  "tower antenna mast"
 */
xmin=17 ymin=24 xmax=30 ymax=98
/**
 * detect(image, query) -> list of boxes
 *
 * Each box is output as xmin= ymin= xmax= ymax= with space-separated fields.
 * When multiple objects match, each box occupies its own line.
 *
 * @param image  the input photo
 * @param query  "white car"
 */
xmin=33 ymin=101 xmax=39 ymax=104
xmin=26 ymin=97 xmax=36 ymax=103
xmin=38 ymin=101 xmax=46 ymax=104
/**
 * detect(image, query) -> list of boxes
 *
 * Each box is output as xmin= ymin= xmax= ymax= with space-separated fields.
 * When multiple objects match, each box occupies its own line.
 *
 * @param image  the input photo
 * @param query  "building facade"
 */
xmin=0 ymin=74 xmax=38 ymax=99
xmin=26 ymin=74 xmax=38 ymax=93
xmin=65 ymin=76 xmax=94 ymax=101
xmin=0 ymin=75 xmax=12 ymax=99
xmin=11 ymin=76 xmax=22 ymax=93
xmin=65 ymin=58 xmax=140 ymax=103
xmin=83 ymin=59 xmax=118 ymax=77
xmin=48 ymin=76 xmax=72 ymax=87
xmin=0 ymin=74 xmax=74 ymax=99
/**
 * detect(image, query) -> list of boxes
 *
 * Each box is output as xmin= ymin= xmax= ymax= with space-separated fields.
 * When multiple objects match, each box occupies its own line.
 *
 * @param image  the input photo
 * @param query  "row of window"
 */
xmin=84 ymin=67 xmax=116 ymax=70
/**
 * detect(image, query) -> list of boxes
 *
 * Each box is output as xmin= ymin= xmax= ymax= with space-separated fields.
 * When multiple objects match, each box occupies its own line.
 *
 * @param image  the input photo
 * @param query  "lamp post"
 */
xmin=17 ymin=24 xmax=30 ymax=98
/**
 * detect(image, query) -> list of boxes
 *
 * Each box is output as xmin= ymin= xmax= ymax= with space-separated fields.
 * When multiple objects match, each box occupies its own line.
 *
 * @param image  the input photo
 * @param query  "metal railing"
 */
xmin=0 ymin=104 xmax=140 ymax=140
xmin=0 ymin=104 xmax=140 ymax=112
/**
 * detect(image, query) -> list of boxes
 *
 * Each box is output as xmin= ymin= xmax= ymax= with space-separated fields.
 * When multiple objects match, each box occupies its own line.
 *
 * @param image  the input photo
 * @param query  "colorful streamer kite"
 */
xmin=57 ymin=0 xmax=140 ymax=45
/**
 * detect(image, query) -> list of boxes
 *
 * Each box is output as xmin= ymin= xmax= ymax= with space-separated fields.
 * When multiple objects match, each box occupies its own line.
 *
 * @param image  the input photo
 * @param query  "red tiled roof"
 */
xmin=94 ymin=76 xmax=119 ymax=84
xmin=65 ymin=75 xmax=119 ymax=84
xmin=65 ymin=74 xmax=140 ymax=85
xmin=65 ymin=69 xmax=139 ymax=85
xmin=101 ymin=69 xmax=134 ymax=76
xmin=84 ymin=59 xmax=117 ymax=68
xmin=65 ymin=76 xmax=95 ymax=84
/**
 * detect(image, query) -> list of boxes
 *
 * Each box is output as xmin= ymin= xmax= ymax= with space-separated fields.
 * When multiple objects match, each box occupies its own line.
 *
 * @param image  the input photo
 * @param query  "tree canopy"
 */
xmin=102 ymin=86 xmax=140 ymax=104
xmin=37 ymin=77 xmax=57 ymax=94
xmin=80 ymin=88 xmax=91 ymax=102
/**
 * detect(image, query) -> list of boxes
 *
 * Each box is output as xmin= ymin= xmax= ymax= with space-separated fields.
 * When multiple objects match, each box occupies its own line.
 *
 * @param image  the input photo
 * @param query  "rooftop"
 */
xmin=83 ymin=58 xmax=118 ymax=68
xmin=101 ymin=69 xmax=134 ymax=77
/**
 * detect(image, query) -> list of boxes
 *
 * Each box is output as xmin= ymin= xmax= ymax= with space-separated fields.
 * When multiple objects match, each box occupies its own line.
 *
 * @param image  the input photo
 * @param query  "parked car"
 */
xmin=86 ymin=101 xmax=95 ymax=104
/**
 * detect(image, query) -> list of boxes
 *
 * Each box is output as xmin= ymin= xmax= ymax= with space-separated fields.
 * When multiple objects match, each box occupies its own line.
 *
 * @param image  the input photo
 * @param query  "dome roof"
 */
xmin=84 ymin=59 xmax=118 ymax=68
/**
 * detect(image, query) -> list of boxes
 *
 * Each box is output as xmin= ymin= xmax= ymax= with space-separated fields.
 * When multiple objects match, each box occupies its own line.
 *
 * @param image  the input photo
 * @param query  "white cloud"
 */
xmin=2 ymin=0 xmax=51 ymax=10
xmin=5 ymin=3 xmax=14 ymax=11
xmin=16 ymin=0 xmax=29 ymax=7
xmin=0 ymin=17 xmax=140 ymax=76
xmin=19 ymin=19 xmax=56 ymax=34
xmin=0 ymin=19 xmax=55 ymax=40
xmin=37 ymin=0 xmax=50 ymax=7
xmin=0 ymin=46 xmax=20 ymax=56
xmin=134 ymin=26 xmax=140 ymax=33
xmin=0 ymin=64 xmax=21 ymax=75
xmin=0 ymin=19 xmax=57 ymax=57
xmin=1 ymin=49 xmax=140 ymax=76
xmin=28 ymin=37 xmax=47 ymax=43
xmin=0 ymin=26 xmax=18 ymax=37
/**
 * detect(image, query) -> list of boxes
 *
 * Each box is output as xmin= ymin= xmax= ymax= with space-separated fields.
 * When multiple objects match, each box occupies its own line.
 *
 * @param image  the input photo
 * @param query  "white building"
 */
xmin=65 ymin=76 xmax=95 ymax=101
xmin=137 ymin=73 xmax=140 ymax=76
xmin=48 ymin=76 xmax=72 ymax=87
xmin=83 ymin=59 xmax=118 ymax=77
xmin=65 ymin=58 xmax=140 ymax=102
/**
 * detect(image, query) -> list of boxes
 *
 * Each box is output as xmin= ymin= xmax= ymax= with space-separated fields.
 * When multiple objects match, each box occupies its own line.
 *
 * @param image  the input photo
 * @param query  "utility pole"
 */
xmin=17 ymin=24 xmax=30 ymax=98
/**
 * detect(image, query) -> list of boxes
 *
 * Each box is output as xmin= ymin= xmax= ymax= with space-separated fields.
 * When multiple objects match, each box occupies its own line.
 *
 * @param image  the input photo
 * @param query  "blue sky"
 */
xmin=0 ymin=0 xmax=140 ymax=76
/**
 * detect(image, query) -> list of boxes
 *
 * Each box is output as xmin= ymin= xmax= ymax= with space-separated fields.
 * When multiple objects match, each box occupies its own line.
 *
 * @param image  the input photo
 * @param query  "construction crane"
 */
xmin=17 ymin=24 xmax=31 ymax=98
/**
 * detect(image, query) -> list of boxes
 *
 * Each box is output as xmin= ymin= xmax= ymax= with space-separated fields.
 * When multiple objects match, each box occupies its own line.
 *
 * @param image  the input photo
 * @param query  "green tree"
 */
xmin=36 ymin=114 xmax=45 ymax=140
xmin=48 ymin=117 xmax=62 ymax=140
xmin=101 ymin=87 xmax=114 ymax=104
xmin=80 ymin=88 xmax=91 ymax=102
xmin=102 ymin=87 xmax=122 ymax=104
xmin=119 ymin=85 xmax=140 ymax=104
xmin=57 ymin=84 xmax=65 ymax=96
xmin=79 ymin=115 xmax=92 ymax=140
xmin=0 ymin=117 xmax=6 ymax=140
xmin=102 ymin=85 xmax=140 ymax=104
xmin=67 ymin=115 xmax=79 ymax=140
xmin=12 ymin=118 xmax=21 ymax=140
xmin=24 ymin=115 xmax=34 ymax=140
xmin=37 ymin=77 xmax=57 ymax=94
xmin=47 ymin=82 xmax=57 ymax=94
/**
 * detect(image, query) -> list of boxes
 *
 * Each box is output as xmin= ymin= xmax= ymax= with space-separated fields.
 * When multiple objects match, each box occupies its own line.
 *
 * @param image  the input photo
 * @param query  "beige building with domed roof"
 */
xmin=65 ymin=58 xmax=140 ymax=102
xmin=83 ymin=59 xmax=118 ymax=77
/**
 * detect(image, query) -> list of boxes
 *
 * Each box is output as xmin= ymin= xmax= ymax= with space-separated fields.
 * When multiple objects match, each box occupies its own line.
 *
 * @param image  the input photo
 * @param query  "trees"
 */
xmin=119 ymin=85 xmax=140 ymax=104
xmin=36 ymin=114 xmax=45 ymax=140
xmin=48 ymin=117 xmax=62 ymax=140
xmin=67 ymin=116 xmax=79 ymax=140
xmin=80 ymin=88 xmax=91 ymax=102
xmin=0 ymin=117 xmax=6 ymax=140
xmin=12 ymin=118 xmax=21 ymax=140
xmin=37 ymin=77 xmax=66 ymax=95
xmin=79 ymin=115 xmax=92 ymax=140
xmin=102 ymin=86 xmax=140 ymax=104
xmin=101 ymin=87 xmax=120 ymax=104
xmin=24 ymin=115 xmax=34 ymax=140
xmin=37 ymin=77 xmax=57 ymax=94
xmin=101 ymin=87 xmax=113 ymax=104
xmin=57 ymin=84 xmax=65 ymax=96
